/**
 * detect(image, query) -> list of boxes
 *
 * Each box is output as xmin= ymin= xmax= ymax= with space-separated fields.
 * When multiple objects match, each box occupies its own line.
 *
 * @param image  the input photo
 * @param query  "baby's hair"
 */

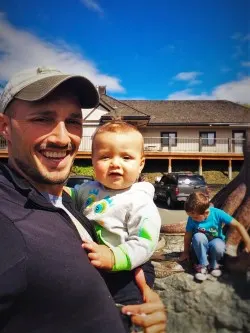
xmin=184 ymin=192 xmax=210 ymax=214
xmin=92 ymin=120 xmax=144 ymax=154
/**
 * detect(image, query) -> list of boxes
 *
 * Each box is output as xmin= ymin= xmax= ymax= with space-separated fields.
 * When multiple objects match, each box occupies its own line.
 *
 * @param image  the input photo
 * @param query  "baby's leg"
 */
xmin=101 ymin=262 xmax=154 ymax=333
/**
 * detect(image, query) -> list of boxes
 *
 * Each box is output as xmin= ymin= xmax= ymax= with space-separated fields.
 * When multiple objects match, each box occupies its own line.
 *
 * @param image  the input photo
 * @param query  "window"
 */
xmin=232 ymin=130 xmax=245 ymax=143
xmin=161 ymin=132 xmax=177 ymax=146
xmin=200 ymin=132 xmax=216 ymax=146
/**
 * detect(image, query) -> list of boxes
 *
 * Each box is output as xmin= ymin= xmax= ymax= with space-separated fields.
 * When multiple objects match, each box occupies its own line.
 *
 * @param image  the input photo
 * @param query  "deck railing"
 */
xmin=0 ymin=136 xmax=245 ymax=154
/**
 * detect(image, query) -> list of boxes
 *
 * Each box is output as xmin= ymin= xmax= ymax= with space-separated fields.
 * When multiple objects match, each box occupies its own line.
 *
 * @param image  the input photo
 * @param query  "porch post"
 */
xmin=199 ymin=137 xmax=202 ymax=152
xmin=228 ymin=138 xmax=232 ymax=152
xmin=228 ymin=159 xmax=232 ymax=180
xmin=168 ymin=158 xmax=172 ymax=173
xmin=199 ymin=158 xmax=203 ymax=175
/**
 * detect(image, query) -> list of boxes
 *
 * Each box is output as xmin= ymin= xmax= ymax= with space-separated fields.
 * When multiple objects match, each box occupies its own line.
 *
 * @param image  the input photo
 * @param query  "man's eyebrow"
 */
xmin=69 ymin=112 xmax=82 ymax=119
xmin=28 ymin=110 xmax=55 ymax=117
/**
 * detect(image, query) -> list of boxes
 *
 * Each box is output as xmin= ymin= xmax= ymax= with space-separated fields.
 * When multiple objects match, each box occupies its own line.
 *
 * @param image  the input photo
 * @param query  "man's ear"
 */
xmin=0 ymin=114 xmax=11 ymax=141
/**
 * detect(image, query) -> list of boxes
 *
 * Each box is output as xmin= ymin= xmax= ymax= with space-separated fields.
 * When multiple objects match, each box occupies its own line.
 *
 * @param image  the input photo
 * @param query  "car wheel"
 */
xmin=166 ymin=195 xmax=174 ymax=209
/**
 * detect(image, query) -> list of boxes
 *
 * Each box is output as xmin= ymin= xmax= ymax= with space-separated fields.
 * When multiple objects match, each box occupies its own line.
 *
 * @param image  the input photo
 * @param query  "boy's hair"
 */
xmin=184 ymin=192 xmax=210 ymax=214
xmin=92 ymin=120 xmax=144 ymax=154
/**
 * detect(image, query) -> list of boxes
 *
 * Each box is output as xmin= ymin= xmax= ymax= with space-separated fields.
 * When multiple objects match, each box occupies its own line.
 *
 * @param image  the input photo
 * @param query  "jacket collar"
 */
xmin=0 ymin=162 xmax=71 ymax=208
xmin=0 ymin=162 xmax=32 ymax=192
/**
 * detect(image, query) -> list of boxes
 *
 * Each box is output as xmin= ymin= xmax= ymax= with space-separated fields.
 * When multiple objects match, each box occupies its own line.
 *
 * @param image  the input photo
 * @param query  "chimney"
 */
xmin=97 ymin=85 xmax=107 ymax=95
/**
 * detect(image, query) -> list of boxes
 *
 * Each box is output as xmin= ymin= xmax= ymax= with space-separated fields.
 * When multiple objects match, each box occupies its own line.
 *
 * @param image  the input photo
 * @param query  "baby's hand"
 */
xmin=82 ymin=241 xmax=114 ymax=270
xmin=179 ymin=251 xmax=190 ymax=262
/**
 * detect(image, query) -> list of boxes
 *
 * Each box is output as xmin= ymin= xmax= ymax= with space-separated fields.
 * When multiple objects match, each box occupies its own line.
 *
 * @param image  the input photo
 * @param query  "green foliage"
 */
xmin=71 ymin=161 xmax=94 ymax=176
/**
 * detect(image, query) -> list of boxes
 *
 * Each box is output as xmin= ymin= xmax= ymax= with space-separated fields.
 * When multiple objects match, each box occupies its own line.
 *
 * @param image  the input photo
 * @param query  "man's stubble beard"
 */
xmin=14 ymin=157 xmax=72 ymax=185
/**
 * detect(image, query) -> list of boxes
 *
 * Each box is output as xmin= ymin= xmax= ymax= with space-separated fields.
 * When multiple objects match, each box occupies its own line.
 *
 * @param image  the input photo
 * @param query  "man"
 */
xmin=0 ymin=67 xmax=166 ymax=332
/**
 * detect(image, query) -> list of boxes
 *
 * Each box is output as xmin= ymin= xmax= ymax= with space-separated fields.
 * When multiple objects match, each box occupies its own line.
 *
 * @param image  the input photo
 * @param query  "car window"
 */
xmin=166 ymin=176 xmax=176 ymax=185
xmin=178 ymin=175 xmax=206 ymax=186
xmin=66 ymin=177 xmax=92 ymax=187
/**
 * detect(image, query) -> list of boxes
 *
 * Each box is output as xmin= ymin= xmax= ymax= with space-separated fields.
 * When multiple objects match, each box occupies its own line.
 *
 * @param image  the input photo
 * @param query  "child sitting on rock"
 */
xmin=179 ymin=192 xmax=250 ymax=281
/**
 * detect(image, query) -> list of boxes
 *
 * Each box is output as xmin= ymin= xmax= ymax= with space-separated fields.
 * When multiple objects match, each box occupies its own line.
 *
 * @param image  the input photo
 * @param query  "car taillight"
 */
xmin=175 ymin=187 xmax=179 ymax=195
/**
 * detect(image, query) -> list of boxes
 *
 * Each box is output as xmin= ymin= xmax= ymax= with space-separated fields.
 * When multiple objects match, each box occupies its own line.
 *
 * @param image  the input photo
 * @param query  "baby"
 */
xmin=67 ymin=120 xmax=161 ymax=329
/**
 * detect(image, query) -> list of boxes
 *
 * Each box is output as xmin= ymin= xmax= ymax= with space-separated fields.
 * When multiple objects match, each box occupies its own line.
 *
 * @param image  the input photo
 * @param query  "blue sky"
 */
xmin=0 ymin=0 xmax=249 ymax=102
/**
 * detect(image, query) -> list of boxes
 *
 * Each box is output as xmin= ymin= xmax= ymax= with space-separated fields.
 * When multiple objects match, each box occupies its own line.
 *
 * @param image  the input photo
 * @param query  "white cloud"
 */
xmin=231 ymin=33 xmax=250 ymax=42
xmin=0 ymin=13 xmax=124 ymax=92
xmin=220 ymin=67 xmax=231 ymax=73
xmin=80 ymin=0 xmax=104 ymax=15
xmin=232 ymin=45 xmax=244 ymax=58
xmin=241 ymin=61 xmax=250 ymax=67
xmin=167 ymin=77 xmax=250 ymax=104
xmin=173 ymin=71 xmax=203 ymax=86
xmin=242 ymin=34 xmax=250 ymax=42
xmin=231 ymin=32 xmax=242 ymax=40
xmin=167 ymin=89 xmax=212 ymax=100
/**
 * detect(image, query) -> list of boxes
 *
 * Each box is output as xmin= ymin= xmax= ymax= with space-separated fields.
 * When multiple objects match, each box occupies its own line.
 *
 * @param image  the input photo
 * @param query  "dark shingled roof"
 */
xmin=100 ymin=98 xmax=250 ymax=125
xmin=100 ymin=95 xmax=149 ymax=117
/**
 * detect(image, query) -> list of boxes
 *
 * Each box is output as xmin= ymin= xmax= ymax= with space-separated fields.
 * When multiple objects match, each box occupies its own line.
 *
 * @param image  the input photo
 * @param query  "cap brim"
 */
xmin=15 ymin=75 xmax=99 ymax=109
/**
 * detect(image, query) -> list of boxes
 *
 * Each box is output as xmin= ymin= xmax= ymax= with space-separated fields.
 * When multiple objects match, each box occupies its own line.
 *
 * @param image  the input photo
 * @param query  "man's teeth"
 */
xmin=42 ymin=151 xmax=67 ymax=158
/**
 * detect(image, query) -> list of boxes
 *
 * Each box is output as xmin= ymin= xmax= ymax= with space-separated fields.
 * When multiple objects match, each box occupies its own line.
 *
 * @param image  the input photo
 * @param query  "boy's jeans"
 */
xmin=192 ymin=232 xmax=226 ymax=269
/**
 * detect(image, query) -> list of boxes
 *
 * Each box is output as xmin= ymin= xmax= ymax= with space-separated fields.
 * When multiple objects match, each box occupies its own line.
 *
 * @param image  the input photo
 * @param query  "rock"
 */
xmin=160 ymin=220 xmax=187 ymax=234
xmin=155 ymin=236 xmax=166 ymax=251
xmin=152 ymin=233 xmax=250 ymax=333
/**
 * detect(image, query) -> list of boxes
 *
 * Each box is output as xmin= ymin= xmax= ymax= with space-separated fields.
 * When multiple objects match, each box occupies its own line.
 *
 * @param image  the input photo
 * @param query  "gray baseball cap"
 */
xmin=0 ymin=67 xmax=100 ymax=113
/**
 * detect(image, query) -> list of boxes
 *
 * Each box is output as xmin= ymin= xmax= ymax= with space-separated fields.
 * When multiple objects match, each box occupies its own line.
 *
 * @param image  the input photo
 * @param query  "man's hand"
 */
xmin=179 ymin=251 xmax=190 ymax=262
xmin=122 ymin=268 xmax=167 ymax=333
xmin=82 ymin=241 xmax=114 ymax=270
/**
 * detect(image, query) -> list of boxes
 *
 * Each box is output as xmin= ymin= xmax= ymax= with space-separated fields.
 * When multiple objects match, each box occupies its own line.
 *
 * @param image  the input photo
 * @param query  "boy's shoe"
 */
xmin=209 ymin=265 xmax=222 ymax=277
xmin=194 ymin=264 xmax=208 ymax=281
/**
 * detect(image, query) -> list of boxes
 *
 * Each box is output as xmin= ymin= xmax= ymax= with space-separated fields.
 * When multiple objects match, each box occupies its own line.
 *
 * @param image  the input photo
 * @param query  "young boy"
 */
xmin=67 ymin=121 xmax=161 ymax=329
xmin=179 ymin=192 xmax=250 ymax=281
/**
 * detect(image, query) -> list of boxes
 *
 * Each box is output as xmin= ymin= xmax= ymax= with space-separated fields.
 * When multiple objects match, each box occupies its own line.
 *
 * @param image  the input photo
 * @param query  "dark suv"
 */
xmin=154 ymin=172 xmax=208 ymax=208
xmin=66 ymin=175 xmax=93 ymax=188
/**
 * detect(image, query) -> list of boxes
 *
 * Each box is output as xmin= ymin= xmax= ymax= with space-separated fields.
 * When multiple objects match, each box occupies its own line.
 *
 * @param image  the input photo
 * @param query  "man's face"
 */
xmin=92 ymin=131 xmax=145 ymax=190
xmin=1 ymin=97 xmax=82 ymax=191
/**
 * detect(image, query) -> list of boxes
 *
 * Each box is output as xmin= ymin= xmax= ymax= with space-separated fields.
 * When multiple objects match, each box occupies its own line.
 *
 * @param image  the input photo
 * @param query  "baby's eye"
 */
xmin=123 ymin=156 xmax=131 ymax=160
xmin=101 ymin=156 xmax=109 ymax=160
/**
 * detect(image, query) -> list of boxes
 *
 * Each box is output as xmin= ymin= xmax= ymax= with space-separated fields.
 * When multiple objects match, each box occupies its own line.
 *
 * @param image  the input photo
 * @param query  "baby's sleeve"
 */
xmin=111 ymin=186 xmax=161 ymax=271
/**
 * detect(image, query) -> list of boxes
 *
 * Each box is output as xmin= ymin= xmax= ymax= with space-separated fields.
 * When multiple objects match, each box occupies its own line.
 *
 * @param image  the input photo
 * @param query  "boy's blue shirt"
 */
xmin=186 ymin=207 xmax=233 ymax=240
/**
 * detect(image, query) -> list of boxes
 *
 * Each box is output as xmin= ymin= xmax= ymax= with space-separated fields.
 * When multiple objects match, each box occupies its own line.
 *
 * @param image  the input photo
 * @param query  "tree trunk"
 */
xmin=211 ymin=129 xmax=250 ymax=272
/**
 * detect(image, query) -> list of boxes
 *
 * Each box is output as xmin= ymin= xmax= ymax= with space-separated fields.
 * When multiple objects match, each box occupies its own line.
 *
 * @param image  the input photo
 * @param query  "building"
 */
xmin=1 ymin=86 xmax=249 ymax=179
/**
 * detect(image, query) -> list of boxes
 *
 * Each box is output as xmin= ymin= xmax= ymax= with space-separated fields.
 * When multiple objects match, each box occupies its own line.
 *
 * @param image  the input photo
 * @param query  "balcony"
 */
xmin=143 ymin=137 xmax=244 ymax=154
xmin=0 ymin=136 xmax=245 ymax=159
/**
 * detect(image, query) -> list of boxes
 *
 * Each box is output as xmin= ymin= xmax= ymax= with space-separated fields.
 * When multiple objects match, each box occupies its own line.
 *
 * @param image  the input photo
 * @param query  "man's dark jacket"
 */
xmin=0 ymin=163 xmax=126 ymax=333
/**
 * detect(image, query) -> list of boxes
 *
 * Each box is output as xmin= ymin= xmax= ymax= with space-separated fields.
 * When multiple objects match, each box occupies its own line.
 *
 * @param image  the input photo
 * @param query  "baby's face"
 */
xmin=92 ymin=131 xmax=145 ymax=190
xmin=187 ymin=209 xmax=209 ymax=222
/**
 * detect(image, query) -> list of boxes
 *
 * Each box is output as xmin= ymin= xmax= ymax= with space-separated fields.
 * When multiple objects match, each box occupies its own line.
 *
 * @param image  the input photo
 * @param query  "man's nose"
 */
xmin=49 ymin=122 xmax=71 ymax=146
